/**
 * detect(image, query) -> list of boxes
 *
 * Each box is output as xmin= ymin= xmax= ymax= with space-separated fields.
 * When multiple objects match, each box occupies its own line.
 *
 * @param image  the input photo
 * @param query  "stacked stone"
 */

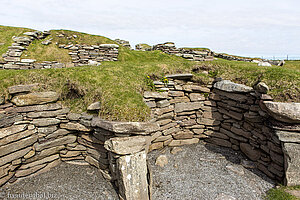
xmin=144 ymin=74 xmax=212 ymax=151
xmin=135 ymin=43 xmax=152 ymax=51
xmin=214 ymin=53 xmax=253 ymax=62
xmin=114 ymin=39 xmax=131 ymax=49
xmin=177 ymin=48 xmax=214 ymax=61
xmin=0 ymin=84 xmax=95 ymax=186
xmin=204 ymin=80 xmax=285 ymax=181
xmin=153 ymin=42 xmax=214 ymax=61
xmin=2 ymin=31 xmax=51 ymax=70
xmin=152 ymin=42 xmax=180 ymax=55
xmin=65 ymin=44 xmax=119 ymax=66
xmin=92 ymin=119 xmax=159 ymax=200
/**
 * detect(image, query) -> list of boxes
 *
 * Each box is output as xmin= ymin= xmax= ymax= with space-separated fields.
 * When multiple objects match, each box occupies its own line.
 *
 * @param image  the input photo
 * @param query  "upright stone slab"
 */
xmin=116 ymin=150 xmax=149 ymax=200
xmin=283 ymin=143 xmax=300 ymax=186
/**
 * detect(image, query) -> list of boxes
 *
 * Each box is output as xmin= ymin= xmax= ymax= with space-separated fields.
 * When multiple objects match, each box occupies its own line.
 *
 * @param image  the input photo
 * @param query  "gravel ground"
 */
xmin=0 ymin=163 xmax=118 ymax=200
xmin=148 ymin=141 xmax=275 ymax=200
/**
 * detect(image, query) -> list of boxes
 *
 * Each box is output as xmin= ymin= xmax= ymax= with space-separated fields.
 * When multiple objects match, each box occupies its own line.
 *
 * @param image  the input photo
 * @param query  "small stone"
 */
xmin=226 ymin=164 xmax=245 ymax=176
xmin=240 ymin=143 xmax=261 ymax=161
xmin=170 ymin=147 xmax=183 ymax=155
xmin=60 ymin=122 xmax=91 ymax=132
xmin=32 ymin=118 xmax=60 ymax=127
xmin=87 ymin=102 xmax=101 ymax=111
xmin=155 ymin=155 xmax=168 ymax=167
xmin=254 ymin=82 xmax=269 ymax=94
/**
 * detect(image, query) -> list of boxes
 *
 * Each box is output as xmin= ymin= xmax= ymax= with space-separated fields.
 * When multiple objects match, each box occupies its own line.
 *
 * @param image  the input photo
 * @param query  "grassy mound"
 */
xmin=0 ymin=25 xmax=299 ymax=121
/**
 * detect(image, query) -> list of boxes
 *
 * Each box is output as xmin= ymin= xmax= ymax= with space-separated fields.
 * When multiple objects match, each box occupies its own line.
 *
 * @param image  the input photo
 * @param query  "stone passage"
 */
xmin=1 ymin=77 xmax=299 ymax=199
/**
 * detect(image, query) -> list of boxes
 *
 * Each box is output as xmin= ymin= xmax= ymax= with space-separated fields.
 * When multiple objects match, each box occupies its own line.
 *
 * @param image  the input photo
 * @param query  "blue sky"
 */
xmin=1 ymin=0 xmax=299 ymax=58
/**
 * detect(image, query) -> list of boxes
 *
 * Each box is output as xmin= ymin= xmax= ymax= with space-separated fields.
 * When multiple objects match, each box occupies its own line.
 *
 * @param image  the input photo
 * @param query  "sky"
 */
xmin=1 ymin=0 xmax=300 ymax=59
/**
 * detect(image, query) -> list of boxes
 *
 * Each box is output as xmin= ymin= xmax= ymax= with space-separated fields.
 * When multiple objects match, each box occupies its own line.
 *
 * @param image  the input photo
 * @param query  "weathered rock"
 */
xmin=34 ymin=135 xmax=76 ymax=151
xmin=240 ymin=143 xmax=261 ymax=161
xmin=0 ymin=135 xmax=38 ymax=158
xmin=11 ymin=92 xmax=59 ymax=106
xmin=144 ymin=91 xmax=168 ymax=99
xmin=92 ymin=118 xmax=159 ymax=134
xmin=0 ymin=147 xmax=31 ymax=167
xmin=0 ymin=129 xmax=35 ymax=146
xmin=205 ymin=137 xmax=231 ymax=147
xmin=27 ymin=108 xmax=69 ymax=118
xmin=37 ymin=126 xmax=57 ymax=135
xmin=15 ymin=163 xmax=47 ymax=178
xmin=168 ymin=138 xmax=199 ymax=146
xmin=99 ymin=44 xmax=119 ymax=48
xmin=170 ymin=147 xmax=183 ymax=154
xmin=174 ymin=102 xmax=202 ymax=113
xmin=87 ymin=102 xmax=101 ymax=111
xmin=166 ymin=74 xmax=193 ymax=80
xmin=21 ymin=59 xmax=36 ymax=63
xmin=67 ymin=113 xmax=81 ymax=121
xmin=12 ymin=103 xmax=62 ymax=113
xmin=258 ymin=61 xmax=272 ymax=67
xmin=8 ymin=84 xmax=36 ymax=95
xmin=254 ymin=82 xmax=269 ymax=94
xmin=172 ymin=130 xmax=193 ymax=139
xmin=263 ymin=102 xmax=300 ymax=123
xmin=214 ymin=80 xmax=253 ymax=93
xmin=45 ymin=129 xmax=70 ymax=139
xmin=149 ymin=142 xmax=163 ymax=152
xmin=116 ymin=150 xmax=149 ymax=200
xmin=0 ymin=124 xmax=28 ymax=139
xmin=60 ymin=122 xmax=91 ymax=132
xmin=156 ymin=99 xmax=170 ymax=108
xmin=104 ymin=136 xmax=148 ymax=155
xmin=283 ymin=143 xmax=300 ymax=186
xmin=32 ymin=118 xmax=60 ymax=127
xmin=155 ymin=155 xmax=168 ymax=167
xmin=275 ymin=131 xmax=300 ymax=143
xmin=189 ymin=93 xmax=205 ymax=101
xmin=20 ymin=154 xmax=59 ymax=170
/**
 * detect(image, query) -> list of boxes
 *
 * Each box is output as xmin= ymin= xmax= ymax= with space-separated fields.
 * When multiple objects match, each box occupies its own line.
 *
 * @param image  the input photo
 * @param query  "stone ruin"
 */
xmin=114 ymin=39 xmax=131 ymax=49
xmin=0 ymin=75 xmax=299 ymax=199
xmin=152 ymin=42 xmax=214 ymax=61
xmin=0 ymin=31 xmax=119 ymax=70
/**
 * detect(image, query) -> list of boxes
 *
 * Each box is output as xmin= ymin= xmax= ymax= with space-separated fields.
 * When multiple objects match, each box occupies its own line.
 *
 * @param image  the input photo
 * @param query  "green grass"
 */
xmin=0 ymin=25 xmax=299 ymax=121
xmin=0 ymin=25 xmax=34 ymax=61
xmin=265 ymin=185 xmax=300 ymax=200
xmin=22 ymin=29 xmax=117 ymax=63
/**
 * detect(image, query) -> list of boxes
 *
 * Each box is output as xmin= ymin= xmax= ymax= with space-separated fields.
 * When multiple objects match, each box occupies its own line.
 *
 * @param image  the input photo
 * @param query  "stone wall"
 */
xmin=152 ymin=42 xmax=214 ymax=61
xmin=64 ymin=44 xmax=119 ymax=66
xmin=1 ymin=79 xmax=299 ymax=199
xmin=0 ymin=31 xmax=119 ymax=69
xmin=144 ymin=74 xmax=300 ymax=185
xmin=114 ymin=39 xmax=131 ymax=49
xmin=0 ymin=84 xmax=157 ymax=200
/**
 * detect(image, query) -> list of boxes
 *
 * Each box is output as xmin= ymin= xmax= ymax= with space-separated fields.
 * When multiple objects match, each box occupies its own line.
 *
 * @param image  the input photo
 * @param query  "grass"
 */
xmin=265 ymin=185 xmax=300 ymax=200
xmin=0 ymin=25 xmax=34 ymax=61
xmin=21 ymin=29 xmax=117 ymax=63
xmin=0 ymin=25 xmax=299 ymax=121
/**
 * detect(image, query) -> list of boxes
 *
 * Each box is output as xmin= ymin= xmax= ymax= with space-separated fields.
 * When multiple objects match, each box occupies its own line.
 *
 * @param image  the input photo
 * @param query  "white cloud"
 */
xmin=0 ymin=0 xmax=299 ymax=57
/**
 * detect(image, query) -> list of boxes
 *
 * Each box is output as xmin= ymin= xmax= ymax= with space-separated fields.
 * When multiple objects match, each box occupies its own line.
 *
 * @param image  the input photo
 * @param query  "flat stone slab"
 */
xmin=0 ymin=163 xmax=118 ymax=200
xmin=148 ymin=142 xmax=275 ymax=200
xmin=166 ymin=74 xmax=193 ymax=80
xmin=263 ymin=102 xmax=300 ymax=124
xmin=214 ymin=80 xmax=253 ymax=93
xmin=91 ymin=118 xmax=159 ymax=134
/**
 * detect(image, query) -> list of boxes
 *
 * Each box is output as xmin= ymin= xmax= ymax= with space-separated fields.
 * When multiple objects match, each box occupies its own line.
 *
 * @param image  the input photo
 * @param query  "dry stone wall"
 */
xmin=144 ymin=74 xmax=300 ymax=185
xmin=1 ymin=78 xmax=299 ymax=199
xmin=152 ymin=42 xmax=214 ymax=61
xmin=0 ymin=31 xmax=119 ymax=70
xmin=64 ymin=44 xmax=119 ymax=66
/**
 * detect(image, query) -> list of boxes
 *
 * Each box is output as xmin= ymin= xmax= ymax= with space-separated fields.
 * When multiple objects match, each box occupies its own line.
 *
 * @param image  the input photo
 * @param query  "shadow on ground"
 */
xmin=0 ymin=163 xmax=118 ymax=200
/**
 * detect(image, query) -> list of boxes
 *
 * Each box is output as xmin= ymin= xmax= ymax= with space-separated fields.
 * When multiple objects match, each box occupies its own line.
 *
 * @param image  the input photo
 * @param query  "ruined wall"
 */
xmin=0 ymin=31 xmax=119 ymax=69
xmin=152 ymin=42 xmax=214 ymax=61
xmin=144 ymin=74 xmax=300 ymax=185
xmin=1 ymin=78 xmax=299 ymax=200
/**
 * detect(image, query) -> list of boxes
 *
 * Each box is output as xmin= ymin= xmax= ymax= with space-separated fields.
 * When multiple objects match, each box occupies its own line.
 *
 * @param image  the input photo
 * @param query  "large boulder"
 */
xmin=258 ymin=61 xmax=272 ymax=67
xmin=263 ymin=102 xmax=300 ymax=124
xmin=11 ymin=92 xmax=59 ymax=106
